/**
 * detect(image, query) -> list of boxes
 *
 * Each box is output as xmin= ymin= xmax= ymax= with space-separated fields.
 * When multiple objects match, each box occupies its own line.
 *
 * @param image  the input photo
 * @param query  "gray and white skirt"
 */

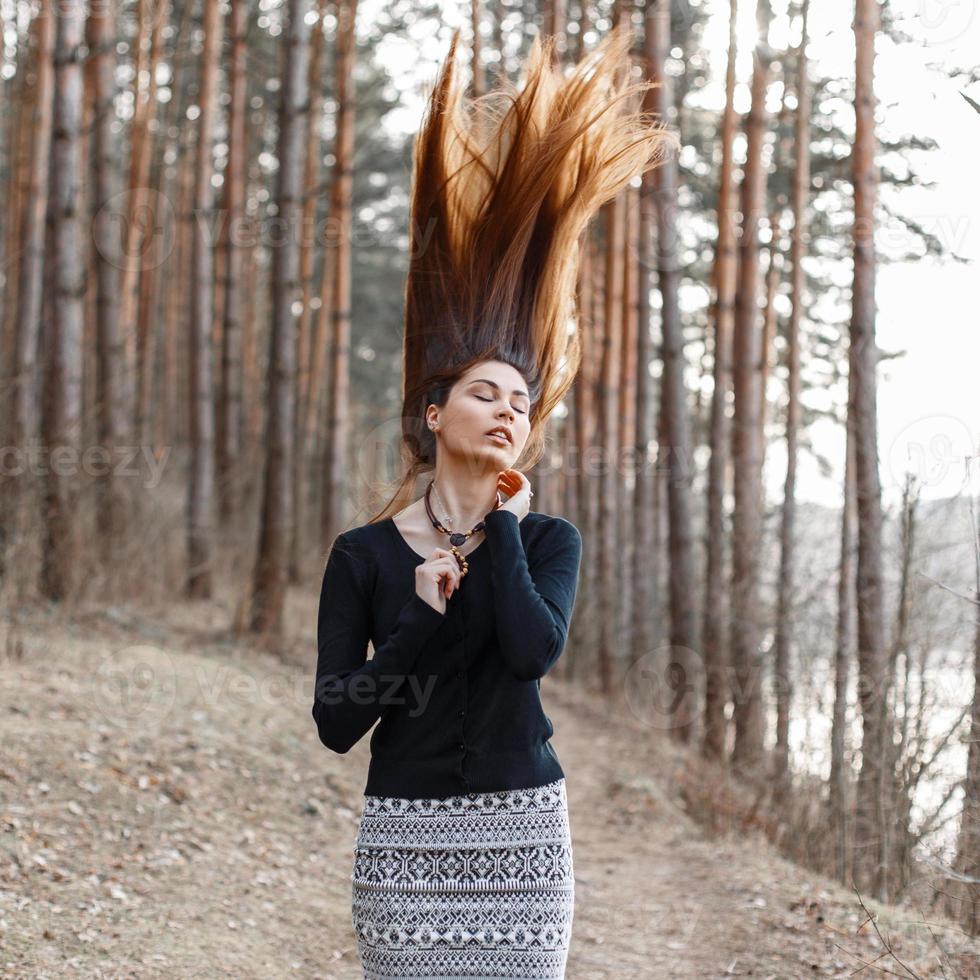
xmin=350 ymin=777 xmax=575 ymax=980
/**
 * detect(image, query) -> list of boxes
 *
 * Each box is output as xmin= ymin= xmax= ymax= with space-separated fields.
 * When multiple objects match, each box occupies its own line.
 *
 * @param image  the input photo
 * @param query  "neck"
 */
xmin=428 ymin=463 xmax=500 ymax=530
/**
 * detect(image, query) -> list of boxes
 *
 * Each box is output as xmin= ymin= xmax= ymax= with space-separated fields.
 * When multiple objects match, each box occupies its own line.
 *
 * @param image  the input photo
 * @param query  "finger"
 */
xmin=430 ymin=569 xmax=458 ymax=598
xmin=441 ymin=567 xmax=461 ymax=598
xmin=431 ymin=553 xmax=461 ymax=573
xmin=426 ymin=550 xmax=463 ymax=575
xmin=499 ymin=474 xmax=525 ymax=497
xmin=429 ymin=557 xmax=462 ymax=589
xmin=508 ymin=470 xmax=527 ymax=492
xmin=498 ymin=473 xmax=521 ymax=495
xmin=422 ymin=561 xmax=458 ymax=589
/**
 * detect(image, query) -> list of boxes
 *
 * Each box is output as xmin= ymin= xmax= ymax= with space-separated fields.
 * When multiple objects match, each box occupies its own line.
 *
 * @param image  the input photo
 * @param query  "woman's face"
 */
xmin=428 ymin=360 xmax=531 ymax=472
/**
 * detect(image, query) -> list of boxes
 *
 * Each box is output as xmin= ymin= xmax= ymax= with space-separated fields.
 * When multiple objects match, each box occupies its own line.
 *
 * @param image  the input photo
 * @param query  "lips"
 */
xmin=485 ymin=428 xmax=512 ymax=445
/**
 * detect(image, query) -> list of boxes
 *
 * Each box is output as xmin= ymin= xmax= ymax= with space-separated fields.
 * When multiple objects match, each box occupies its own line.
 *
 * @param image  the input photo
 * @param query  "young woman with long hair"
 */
xmin=313 ymin=22 xmax=677 ymax=979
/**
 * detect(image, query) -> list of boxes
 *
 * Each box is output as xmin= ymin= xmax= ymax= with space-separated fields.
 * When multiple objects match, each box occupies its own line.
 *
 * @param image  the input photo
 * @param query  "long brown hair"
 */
xmin=366 ymin=23 xmax=678 ymax=523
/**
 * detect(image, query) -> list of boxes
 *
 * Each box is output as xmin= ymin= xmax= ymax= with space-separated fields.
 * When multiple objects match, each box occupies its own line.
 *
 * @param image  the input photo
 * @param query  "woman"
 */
xmin=313 ymin=23 xmax=676 ymax=979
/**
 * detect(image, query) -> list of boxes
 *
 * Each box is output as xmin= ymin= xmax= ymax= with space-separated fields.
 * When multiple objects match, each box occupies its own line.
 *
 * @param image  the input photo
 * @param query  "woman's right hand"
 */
xmin=415 ymin=548 xmax=462 ymax=614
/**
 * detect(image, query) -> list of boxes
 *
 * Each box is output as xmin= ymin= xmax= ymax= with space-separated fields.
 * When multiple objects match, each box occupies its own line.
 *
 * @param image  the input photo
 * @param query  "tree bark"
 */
xmin=186 ymin=0 xmax=223 ymax=597
xmin=649 ymin=0 xmax=698 ymax=741
xmin=40 ymin=0 xmax=86 ymax=601
xmin=11 ymin=6 xmax=54 ymax=453
xmin=702 ymin=0 xmax=738 ymax=762
xmin=216 ymin=0 xmax=250 ymax=526
xmin=952 ymin=493 xmax=980 ymax=932
xmin=772 ymin=0 xmax=811 ymax=799
xmin=0 ymin=4 xmax=55 ymax=584
xmin=616 ymin=181 xmax=637 ymax=668
xmin=124 ymin=0 xmax=168 ymax=431
xmin=596 ymin=188 xmax=622 ymax=696
xmin=632 ymin=100 xmax=658 ymax=689
xmin=319 ymin=0 xmax=358 ymax=551
xmin=730 ymin=0 xmax=774 ymax=771
xmin=251 ymin=0 xmax=311 ymax=633
xmin=290 ymin=0 xmax=328 ymax=579
xmin=87 ymin=0 xmax=129 ymax=576
xmin=850 ymin=0 xmax=891 ymax=898
xmin=830 ymin=401 xmax=857 ymax=884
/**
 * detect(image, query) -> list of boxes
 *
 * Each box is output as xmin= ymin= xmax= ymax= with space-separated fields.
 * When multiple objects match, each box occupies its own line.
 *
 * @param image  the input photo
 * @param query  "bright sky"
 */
xmin=362 ymin=0 xmax=980 ymax=511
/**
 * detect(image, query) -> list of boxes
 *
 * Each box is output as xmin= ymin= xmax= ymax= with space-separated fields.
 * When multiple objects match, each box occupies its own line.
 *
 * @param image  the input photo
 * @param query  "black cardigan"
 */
xmin=312 ymin=508 xmax=582 ymax=799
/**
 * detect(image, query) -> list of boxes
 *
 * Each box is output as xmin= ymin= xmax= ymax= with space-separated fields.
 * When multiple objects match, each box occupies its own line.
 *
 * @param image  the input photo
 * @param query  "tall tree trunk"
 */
xmin=649 ymin=0 xmax=697 ymax=741
xmin=884 ymin=475 xmax=917 ymax=901
xmin=952 ymin=492 xmax=980 ymax=932
xmin=40 ymin=0 xmax=86 ymax=601
xmin=185 ymin=0 xmax=222 ymax=598
xmin=87 ymin=0 xmax=129 ymax=577
xmin=250 ymin=0 xmax=310 ymax=634
xmin=1 ymin=46 xmax=26 ymax=388
xmin=319 ymin=0 xmax=358 ymax=551
xmin=568 ymin=227 xmax=597 ymax=678
xmin=596 ymin=190 xmax=622 ymax=696
xmin=568 ymin=0 xmax=598 ymax=677
xmin=135 ymin=83 xmax=171 ymax=453
xmin=124 ymin=0 xmax=167 ymax=432
xmin=616 ymin=181 xmax=637 ymax=666
xmin=594 ymin=0 xmax=629 ymax=697
xmin=565 ymin=0 xmax=598 ymax=679
xmin=772 ymin=0 xmax=811 ymax=800
xmin=216 ymin=0 xmax=250 ymax=526
xmin=730 ymin=0 xmax=774 ymax=771
xmin=0 ymin=4 xmax=55 ymax=583
xmin=290 ymin=0 xmax=327 ymax=580
xmin=759 ymin=89 xmax=792 ymax=437
xmin=7 ymin=8 xmax=50 ymax=449
xmin=157 ymin=0 xmax=192 ymax=453
xmin=850 ymin=0 xmax=891 ymax=899
xmin=830 ymin=406 xmax=857 ymax=883
xmin=242 ymin=240 xmax=263 ymax=459
xmin=163 ymin=126 xmax=194 ymax=453
xmin=591 ymin=219 xmax=607 ymax=681
xmin=631 ymin=100 xmax=659 ymax=694
xmin=702 ymin=0 xmax=738 ymax=762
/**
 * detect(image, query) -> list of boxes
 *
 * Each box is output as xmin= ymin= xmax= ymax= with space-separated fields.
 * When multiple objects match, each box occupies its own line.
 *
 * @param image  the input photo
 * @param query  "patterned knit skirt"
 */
xmin=350 ymin=777 xmax=575 ymax=980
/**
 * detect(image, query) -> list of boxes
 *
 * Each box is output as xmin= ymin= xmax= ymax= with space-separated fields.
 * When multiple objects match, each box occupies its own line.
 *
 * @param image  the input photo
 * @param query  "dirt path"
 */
xmin=1 ymin=600 xmax=977 ymax=978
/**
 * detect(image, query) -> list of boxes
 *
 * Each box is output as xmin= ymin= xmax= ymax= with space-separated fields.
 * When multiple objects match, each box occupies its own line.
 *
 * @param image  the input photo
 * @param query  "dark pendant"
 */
xmin=449 ymin=532 xmax=467 ymax=547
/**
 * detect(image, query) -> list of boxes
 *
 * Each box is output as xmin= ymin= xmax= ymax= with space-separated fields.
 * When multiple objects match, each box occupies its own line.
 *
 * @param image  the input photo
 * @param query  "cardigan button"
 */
xmin=458 ymin=709 xmax=465 ymax=718
xmin=457 ymin=741 xmax=465 ymax=750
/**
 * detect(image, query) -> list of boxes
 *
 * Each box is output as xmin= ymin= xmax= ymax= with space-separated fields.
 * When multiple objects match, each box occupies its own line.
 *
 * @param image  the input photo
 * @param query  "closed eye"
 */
xmin=474 ymin=394 xmax=527 ymax=414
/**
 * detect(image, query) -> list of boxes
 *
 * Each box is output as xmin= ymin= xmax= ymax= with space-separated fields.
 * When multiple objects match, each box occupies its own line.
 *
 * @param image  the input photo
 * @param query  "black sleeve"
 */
xmin=312 ymin=531 xmax=446 ymax=753
xmin=482 ymin=510 xmax=583 ymax=682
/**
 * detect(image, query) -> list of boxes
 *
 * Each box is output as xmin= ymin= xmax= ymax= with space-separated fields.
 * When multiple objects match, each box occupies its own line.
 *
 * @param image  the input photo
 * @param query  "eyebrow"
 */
xmin=468 ymin=379 xmax=530 ymax=399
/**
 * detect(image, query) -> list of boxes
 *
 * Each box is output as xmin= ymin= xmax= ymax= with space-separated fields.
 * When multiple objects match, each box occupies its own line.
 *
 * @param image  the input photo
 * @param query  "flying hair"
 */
xmin=367 ymin=23 xmax=680 ymax=523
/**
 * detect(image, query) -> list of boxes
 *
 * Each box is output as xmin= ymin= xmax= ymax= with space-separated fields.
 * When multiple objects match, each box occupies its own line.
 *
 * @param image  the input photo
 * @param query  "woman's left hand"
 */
xmin=496 ymin=469 xmax=533 ymax=521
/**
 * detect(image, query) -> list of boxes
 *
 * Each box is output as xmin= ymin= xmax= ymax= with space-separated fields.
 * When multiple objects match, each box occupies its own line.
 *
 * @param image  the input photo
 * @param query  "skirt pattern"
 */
xmin=350 ymin=777 xmax=574 ymax=980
